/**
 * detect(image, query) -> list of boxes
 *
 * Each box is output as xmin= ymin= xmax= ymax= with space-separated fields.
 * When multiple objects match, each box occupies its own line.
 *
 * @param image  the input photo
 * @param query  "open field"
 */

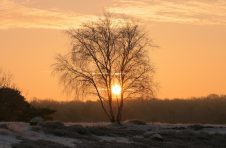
xmin=1 ymin=122 xmax=226 ymax=148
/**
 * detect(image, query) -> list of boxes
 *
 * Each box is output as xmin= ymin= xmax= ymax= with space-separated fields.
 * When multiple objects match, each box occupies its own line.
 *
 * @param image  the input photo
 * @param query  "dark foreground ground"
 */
xmin=1 ymin=121 xmax=226 ymax=148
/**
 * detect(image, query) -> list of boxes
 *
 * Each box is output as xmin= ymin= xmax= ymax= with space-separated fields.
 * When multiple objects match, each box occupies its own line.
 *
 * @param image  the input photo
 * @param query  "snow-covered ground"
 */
xmin=1 ymin=122 xmax=226 ymax=148
xmin=0 ymin=122 xmax=79 ymax=148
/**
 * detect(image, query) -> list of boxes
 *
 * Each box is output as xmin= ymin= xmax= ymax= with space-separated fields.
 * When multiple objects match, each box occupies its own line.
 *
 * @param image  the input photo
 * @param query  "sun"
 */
xmin=112 ymin=84 xmax=121 ymax=95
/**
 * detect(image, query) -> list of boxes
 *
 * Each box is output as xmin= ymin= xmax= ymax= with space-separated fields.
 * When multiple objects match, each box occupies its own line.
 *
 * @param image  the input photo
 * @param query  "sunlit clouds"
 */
xmin=0 ymin=0 xmax=98 ymax=29
xmin=108 ymin=0 xmax=226 ymax=25
xmin=1 ymin=0 xmax=226 ymax=30
xmin=109 ymin=0 xmax=199 ymax=23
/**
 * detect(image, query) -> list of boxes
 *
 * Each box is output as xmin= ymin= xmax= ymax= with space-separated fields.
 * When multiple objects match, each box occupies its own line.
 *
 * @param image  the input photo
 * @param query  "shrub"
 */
xmin=0 ymin=87 xmax=55 ymax=121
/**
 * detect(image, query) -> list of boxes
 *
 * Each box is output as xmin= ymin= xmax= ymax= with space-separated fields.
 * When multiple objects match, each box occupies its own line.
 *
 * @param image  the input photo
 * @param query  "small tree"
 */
xmin=0 ymin=69 xmax=13 ymax=88
xmin=53 ymin=15 xmax=155 ymax=124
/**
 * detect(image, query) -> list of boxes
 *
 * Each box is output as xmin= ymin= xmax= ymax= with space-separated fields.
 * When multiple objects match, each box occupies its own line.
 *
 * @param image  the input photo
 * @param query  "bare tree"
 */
xmin=53 ymin=15 xmax=155 ymax=124
xmin=0 ymin=69 xmax=13 ymax=88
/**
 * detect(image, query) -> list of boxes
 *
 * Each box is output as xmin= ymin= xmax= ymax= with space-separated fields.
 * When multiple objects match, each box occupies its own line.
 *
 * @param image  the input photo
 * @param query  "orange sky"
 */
xmin=0 ymin=0 xmax=226 ymax=100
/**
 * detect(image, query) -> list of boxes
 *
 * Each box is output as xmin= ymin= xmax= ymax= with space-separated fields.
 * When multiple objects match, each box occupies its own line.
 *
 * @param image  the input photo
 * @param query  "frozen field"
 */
xmin=1 ymin=122 xmax=226 ymax=148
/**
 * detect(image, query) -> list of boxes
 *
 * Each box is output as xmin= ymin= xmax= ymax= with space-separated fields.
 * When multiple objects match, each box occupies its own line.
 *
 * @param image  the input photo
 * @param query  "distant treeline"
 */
xmin=31 ymin=94 xmax=226 ymax=124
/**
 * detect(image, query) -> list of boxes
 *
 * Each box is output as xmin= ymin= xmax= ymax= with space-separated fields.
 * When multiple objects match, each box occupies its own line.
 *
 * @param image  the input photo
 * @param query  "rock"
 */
xmin=133 ymin=135 xmax=143 ymax=139
xmin=12 ymin=139 xmax=71 ymax=148
xmin=108 ymin=122 xmax=126 ymax=129
xmin=189 ymin=124 xmax=205 ymax=131
xmin=124 ymin=119 xmax=147 ymax=125
xmin=171 ymin=126 xmax=187 ymax=130
xmin=40 ymin=121 xmax=64 ymax=129
xmin=30 ymin=117 xmax=44 ymax=126
xmin=151 ymin=133 xmax=163 ymax=141
xmin=0 ymin=123 xmax=8 ymax=129
xmin=143 ymin=131 xmax=155 ymax=138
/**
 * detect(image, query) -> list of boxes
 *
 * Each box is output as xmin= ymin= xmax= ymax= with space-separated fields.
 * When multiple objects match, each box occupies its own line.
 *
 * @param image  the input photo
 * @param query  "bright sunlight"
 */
xmin=112 ymin=84 xmax=121 ymax=96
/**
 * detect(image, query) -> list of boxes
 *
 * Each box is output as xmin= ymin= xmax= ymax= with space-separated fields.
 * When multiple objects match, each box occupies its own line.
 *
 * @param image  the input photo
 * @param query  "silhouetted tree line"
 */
xmin=31 ymin=94 xmax=226 ymax=124
xmin=0 ymin=87 xmax=56 ymax=121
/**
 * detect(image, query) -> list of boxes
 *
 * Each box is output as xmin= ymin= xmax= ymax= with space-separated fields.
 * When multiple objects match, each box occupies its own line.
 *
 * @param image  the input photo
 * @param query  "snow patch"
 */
xmin=1 ymin=122 xmax=80 ymax=147
xmin=0 ymin=135 xmax=20 ymax=148
xmin=38 ymin=134 xmax=80 ymax=147
xmin=201 ymin=128 xmax=226 ymax=135
xmin=98 ymin=136 xmax=131 ymax=143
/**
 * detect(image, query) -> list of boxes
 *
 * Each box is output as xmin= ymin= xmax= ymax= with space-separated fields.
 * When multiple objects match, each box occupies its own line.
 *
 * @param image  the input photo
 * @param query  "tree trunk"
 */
xmin=108 ymin=95 xmax=115 ymax=122
xmin=116 ymin=95 xmax=124 ymax=124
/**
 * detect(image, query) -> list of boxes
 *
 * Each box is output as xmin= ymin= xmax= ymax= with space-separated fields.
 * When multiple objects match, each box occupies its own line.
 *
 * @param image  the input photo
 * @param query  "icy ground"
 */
xmin=1 ymin=122 xmax=226 ymax=148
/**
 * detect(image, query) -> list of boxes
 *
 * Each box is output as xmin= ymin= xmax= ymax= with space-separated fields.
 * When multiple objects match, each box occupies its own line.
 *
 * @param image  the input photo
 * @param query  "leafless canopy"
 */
xmin=53 ymin=15 xmax=155 ymax=123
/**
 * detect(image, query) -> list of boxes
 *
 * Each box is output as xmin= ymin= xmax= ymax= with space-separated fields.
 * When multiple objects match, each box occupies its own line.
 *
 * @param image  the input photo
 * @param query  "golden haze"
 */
xmin=0 ymin=0 xmax=226 ymax=100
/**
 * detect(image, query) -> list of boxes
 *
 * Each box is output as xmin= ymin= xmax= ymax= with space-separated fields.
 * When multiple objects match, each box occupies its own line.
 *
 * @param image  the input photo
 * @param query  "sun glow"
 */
xmin=112 ymin=84 xmax=121 ymax=95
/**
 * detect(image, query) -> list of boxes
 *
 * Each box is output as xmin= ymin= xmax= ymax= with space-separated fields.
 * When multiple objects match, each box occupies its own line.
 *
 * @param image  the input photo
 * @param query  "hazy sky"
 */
xmin=1 ymin=0 xmax=226 ymax=100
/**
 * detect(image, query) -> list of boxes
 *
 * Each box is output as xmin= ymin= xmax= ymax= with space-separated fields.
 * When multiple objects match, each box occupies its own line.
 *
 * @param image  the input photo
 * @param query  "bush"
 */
xmin=0 ymin=87 xmax=55 ymax=121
